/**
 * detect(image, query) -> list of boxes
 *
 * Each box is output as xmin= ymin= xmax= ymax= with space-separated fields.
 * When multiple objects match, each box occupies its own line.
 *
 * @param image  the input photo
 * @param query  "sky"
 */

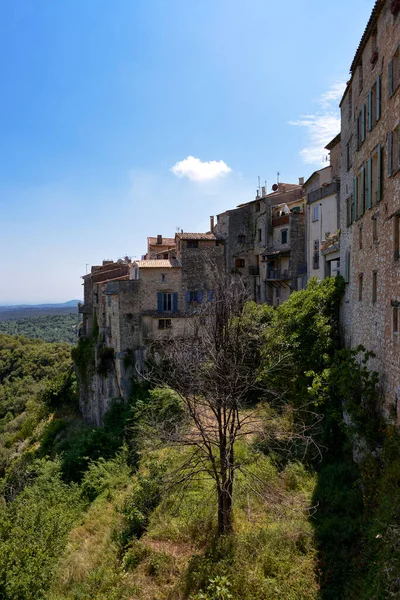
xmin=0 ymin=0 xmax=375 ymax=304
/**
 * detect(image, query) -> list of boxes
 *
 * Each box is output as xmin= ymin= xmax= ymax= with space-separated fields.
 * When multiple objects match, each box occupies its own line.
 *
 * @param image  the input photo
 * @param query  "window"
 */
xmin=358 ymin=63 xmax=363 ymax=93
xmin=388 ymin=46 xmax=400 ymax=98
xmin=187 ymin=240 xmax=199 ymax=248
xmin=359 ymin=225 xmax=363 ymax=250
xmin=359 ymin=274 xmax=363 ymax=301
xmin=312 ymin=205 xmax=319 ymax=221
xmin=361 ymin=104 xmax=366 ymax=143
xmin=235 ymin=258 xmax=245 ymax=268
xmin=346 ymin=138 xmax=353 ymax=170
xmin=372 ymin=271 xmax=378 ymax=303
xmin=348 ymin=86 xmax=352 ymax=121
xmin=394 ymin=214 xmax=400 ymax=260
xmin=158 ymin=319 xmax=172 ymax=329
xmin=255 ymin=202 xmax=261 ymax=212
xmin=388 ymin=124 xmax=400 ymax=176
xmin=161 ymin=273 xmax=166 ymax=282
xmin=393 ymin=304 xmax=399 ymax=335
xmin=186 ymin=290 xmax=203 ymax=303
xmin=372 ymin=145 xmax=382 ymax=203
xmin=370 ymin=29 xmax=378 ymax=66
xmin=257 ymin=228 xmax=262 ymax=242
xmin=344 ymin=250 xmax=351 ymax=283
xmin=313 ymin=240 xmax=319 ymax=270
xmin=281 ymin=229 xmax=288 ymax=244
xmin=237 ymin=234 xmax=246 ymax=244
xmin=372 ymin=214 xmax=378 ymax=242
xmin=356 ymin=167 xmax=365 ymax=217
xmin=157 ymin=291 xmax=178 ymax=313
xmin=347 ymin=196 xmax=354 ymax=226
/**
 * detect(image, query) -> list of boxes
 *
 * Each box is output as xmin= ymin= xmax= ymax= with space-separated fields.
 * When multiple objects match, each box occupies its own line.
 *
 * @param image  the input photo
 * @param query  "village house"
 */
xmin=214 ymin=181 xmax=306 ymax=306
xmin=304 ymin=134 xmax=341 ymax=282
xmin=339 ymin=0 xmax=400 ymax=417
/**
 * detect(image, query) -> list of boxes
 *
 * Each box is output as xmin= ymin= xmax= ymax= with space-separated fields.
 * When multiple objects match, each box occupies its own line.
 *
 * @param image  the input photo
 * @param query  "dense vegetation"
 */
xmin=0 ymin=279 xmax=399 ymax=599
xmin=0 ymin=313 xmax=81 ymax=343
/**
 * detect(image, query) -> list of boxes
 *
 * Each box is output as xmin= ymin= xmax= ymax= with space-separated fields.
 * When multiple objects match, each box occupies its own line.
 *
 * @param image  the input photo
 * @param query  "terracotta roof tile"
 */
xmin=135 ymin=259 xmax=182 ymax=268
xmin=176 ymin=232 xmax=216 ymax=240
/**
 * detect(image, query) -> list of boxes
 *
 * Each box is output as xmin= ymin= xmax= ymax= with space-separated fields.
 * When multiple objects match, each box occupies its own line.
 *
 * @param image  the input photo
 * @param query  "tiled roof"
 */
xmin=94 ymin=274 xmax=130 ymax=285
xmin=147 ymin=237 xmax=175 ymax=245
xmin=350 ymin=0 xmax=384 ymax=73
xmin=135 ymin=259 xmax=182 ymax=268
xmin=325 ymin=133 xmax=341 ymax=151
xmin=176 ymin=232 xmax=216 ymax=240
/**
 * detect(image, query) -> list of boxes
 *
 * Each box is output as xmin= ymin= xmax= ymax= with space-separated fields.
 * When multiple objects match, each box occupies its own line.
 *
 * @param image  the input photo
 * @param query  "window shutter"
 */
xmin=172 ymin=292 xmax=178 ymax=313
xmin=360 ymin=167 xmax=365 ymax=215
xmin=376 ymin=75 xmax=381 ymax=121
xmin=368 ymin=90 xmax=373 ymax=131
xmin=157 ymin=292 xmax=163 ymax=312
xmin=353 ymin=176 xmax=358 ymax=220
xmin=207 ymin=290 xmax=214 ymax=302
xmin=389 ymin=58 xmax=394 ymax=97
xmin=388 ymin=131 xmax=393 ymax=176
xmin=361 ymin=105 xmax=366 ymax=142
xmin=377 ymin=144 xmax=382 ymax=202
xmin=367 ymin=158 xmax=372 ymax=209
xmin=196 ymin=290 xmax=203 ymax=303
xmin=185 ymin=291 xmax=191 ymax=302
xmin=344 ymin=250 xmax=350 ymax=283
xmin=356 ymin=116 xmax=360 ymax=151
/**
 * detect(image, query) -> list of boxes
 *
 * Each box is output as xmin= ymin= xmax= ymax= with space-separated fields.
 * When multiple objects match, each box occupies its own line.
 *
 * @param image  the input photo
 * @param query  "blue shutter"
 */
xmin=196 ymin=290 xmax=203 ymax=303
xmin=368 ymin=90 xmax=373 ymax=131
xmin=376 ymin=76 xmax=381 ymax=121
xmin=172 ymin=292 xmax=178 ymax=313
xmin=388 ymin=58 xmax=394 ymax=97
xmin=360 ymin=167 xmax=365 ymax=216
xmin=185 ymin=291 xmax=191 ymax=302
xmin=377 ymin=144 xmax=382 ymax=202
xmin=157 ymin=292 xmax=163 ymax=312
xmin=207 ymin=290 xmax=214 ymax=302
xmin=367 ymin=158 xmax=372 ymax=209
xmin=388 ymin=131 xmax=393 ymax=176
xmin=353 ymin=176 xmax=358 ymax=220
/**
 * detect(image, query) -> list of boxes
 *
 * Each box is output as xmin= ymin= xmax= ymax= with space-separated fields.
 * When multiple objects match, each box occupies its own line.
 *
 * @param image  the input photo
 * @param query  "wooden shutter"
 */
xmin=377 ymin=144 xmax=382 ymax=202
xmin=172 ymin=292 xmax=178 ymax=313
xmin=185 ymin=291 xmax=191 ymax=302
xmin=367 ymin=158 xmax=372 ymax=209
xmin=356 ymin=116 xmax=360 ymax=151
xmin=353 ymin=176 xmax=358 ymax=220
xmin=196 ymin=290 xmax=203 ymax=303
xmin=207 ymin=290 xmax=214 ymax=302
xmin=361 ymin=104 xmax=366 ymax=142
xmin=157 ymin=292 xmax=163 ymax=312
xmin=368 ymin=90 xmax=373 ymax=131
xmin=376 ymin=75 xmax=381 ymax=121
xmin=388 ymin=131 xmax=393 ymax=176
xmin=360 ymin=167 xmax=365 ymax=216
xmin=389 ymin=58 xmax=394 ymax=97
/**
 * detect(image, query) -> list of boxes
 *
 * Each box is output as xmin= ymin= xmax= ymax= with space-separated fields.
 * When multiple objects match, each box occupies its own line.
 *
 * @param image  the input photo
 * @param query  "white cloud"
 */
xmin=171 ymin=156 xmax=232 ymax=182
xmin=290 ymin=82 xmax=346 ymax=166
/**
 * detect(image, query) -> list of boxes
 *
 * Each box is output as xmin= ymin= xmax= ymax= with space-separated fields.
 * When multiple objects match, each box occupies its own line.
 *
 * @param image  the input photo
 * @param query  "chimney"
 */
xmin=261 ymin=186 xmax=266 ymax=197
xmin=298 ymin=177 xmax=304 ymax=186
xmin=210 ymin=216 xmax=214 ymax=232
xmin=157 ymin=235 xmax=162 ymax=245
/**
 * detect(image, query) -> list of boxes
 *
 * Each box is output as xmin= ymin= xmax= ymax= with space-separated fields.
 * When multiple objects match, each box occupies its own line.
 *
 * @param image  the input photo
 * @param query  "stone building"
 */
xmin=79 ymin=231 xmax=224 ymax=423
xmin=214 ymin=182 xmax=306 ymax=306
xmin=339 ymin=0 xmax=400 ymax=416
xmin=304 ymin=134 xmax=341 ymax=282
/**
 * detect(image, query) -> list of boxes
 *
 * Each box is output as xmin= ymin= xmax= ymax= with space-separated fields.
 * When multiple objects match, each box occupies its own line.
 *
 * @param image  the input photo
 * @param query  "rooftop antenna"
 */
xmin=258 ymin=175 xmax=261 ymax=191
xmin=176 ymin=226 xmax=181 ymax=232
xmin=277 ymin=172 xmax=280 ymax=184
xmin=85 ymin=263 xmax=89 ymax=274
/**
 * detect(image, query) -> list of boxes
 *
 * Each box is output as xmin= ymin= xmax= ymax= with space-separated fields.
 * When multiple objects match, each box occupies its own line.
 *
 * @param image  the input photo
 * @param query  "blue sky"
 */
xmin=0 ymin=0 xmax=374 ymax=303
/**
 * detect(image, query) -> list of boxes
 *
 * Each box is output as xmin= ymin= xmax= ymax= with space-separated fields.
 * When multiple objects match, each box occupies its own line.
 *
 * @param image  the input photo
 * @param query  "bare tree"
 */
xmin=142 ymin=268 xmax=321 ymax=536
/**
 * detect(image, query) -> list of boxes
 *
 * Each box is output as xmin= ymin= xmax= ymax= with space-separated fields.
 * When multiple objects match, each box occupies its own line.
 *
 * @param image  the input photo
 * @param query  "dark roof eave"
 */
xmin=325 ymin=132 xmax=341 ymax=151
xmin=350 ymin=0 xmax=385 ymax=73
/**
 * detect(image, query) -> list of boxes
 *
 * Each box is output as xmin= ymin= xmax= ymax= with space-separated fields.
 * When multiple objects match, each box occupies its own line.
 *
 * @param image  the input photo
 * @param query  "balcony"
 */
xmin=266 ymin=269 xmax=290 ymax=281
xmin=321 ymin=231 xmax=340 ymax=256
xmin=272 ymin=214 xmax=290 ymax=228
xmin=78 ymin=303 xmax=92 ymax=314
xmin=248 ymin=265 xmax=260 ymax=276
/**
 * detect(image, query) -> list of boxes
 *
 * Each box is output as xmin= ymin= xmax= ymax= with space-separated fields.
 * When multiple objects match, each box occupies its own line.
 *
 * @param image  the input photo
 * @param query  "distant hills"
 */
xmin=0 ymin=300 xmax=82 ymax=321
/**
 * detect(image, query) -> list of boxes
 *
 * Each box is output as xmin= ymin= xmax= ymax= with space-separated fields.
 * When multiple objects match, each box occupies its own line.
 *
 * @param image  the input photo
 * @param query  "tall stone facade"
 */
xmin=339 ymin=0 xmax=400 ymax=417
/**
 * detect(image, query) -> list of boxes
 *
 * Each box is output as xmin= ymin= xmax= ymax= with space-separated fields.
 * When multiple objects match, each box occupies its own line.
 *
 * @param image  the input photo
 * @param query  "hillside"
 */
xmin=0 ymin=313 xmax=81 ymax=344
xmin=0 ymin=300 xmax=81 ymax=320
xmin=0 ymin=281 xmax=400 ymax=600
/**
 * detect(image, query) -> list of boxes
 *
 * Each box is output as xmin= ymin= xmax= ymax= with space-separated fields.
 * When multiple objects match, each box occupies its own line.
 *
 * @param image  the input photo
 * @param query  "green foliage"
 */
xmin=97 ymin=345 xmax=115 ymax=376
xmin=190 ymin=576 xmax=233 ymax=600
xmin=0 ymin=459 xmax=83 ymax=600
xmin=71 ymin=336 xmax=95 ymax=382
xmin=0 ymin=313 xmax=81 ymax=344
xmin=133 ymin=386 xmax=186 ymax=445
xmin=81 ymin=448 xmax=131 ymax=501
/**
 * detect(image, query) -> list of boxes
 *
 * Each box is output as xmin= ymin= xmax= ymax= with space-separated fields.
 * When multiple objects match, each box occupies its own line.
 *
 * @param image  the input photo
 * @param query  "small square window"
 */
xmin=372 ymin=271 xmax=378 ymax=303
xmin=257 ymin=229 xmax=262 ymax=242
xmin=359 ymin=274 xmax=363 ymax=301
xmin=255 ymin=202 xmax=261 ymax=212
xmin=237 ymin=234 xmax=246 ymax=244
xmin=235 ymin=258 xmax=245 ymax=268
xmin=187 ymin=240 xmax=199 ymax=249
xmin=161 ymin=274 xmax=166 ymax=282
xmin=281 ymin=230 xmax=288 ymax=244
xmin=158 ymin=319 xmax=172 ymax=330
